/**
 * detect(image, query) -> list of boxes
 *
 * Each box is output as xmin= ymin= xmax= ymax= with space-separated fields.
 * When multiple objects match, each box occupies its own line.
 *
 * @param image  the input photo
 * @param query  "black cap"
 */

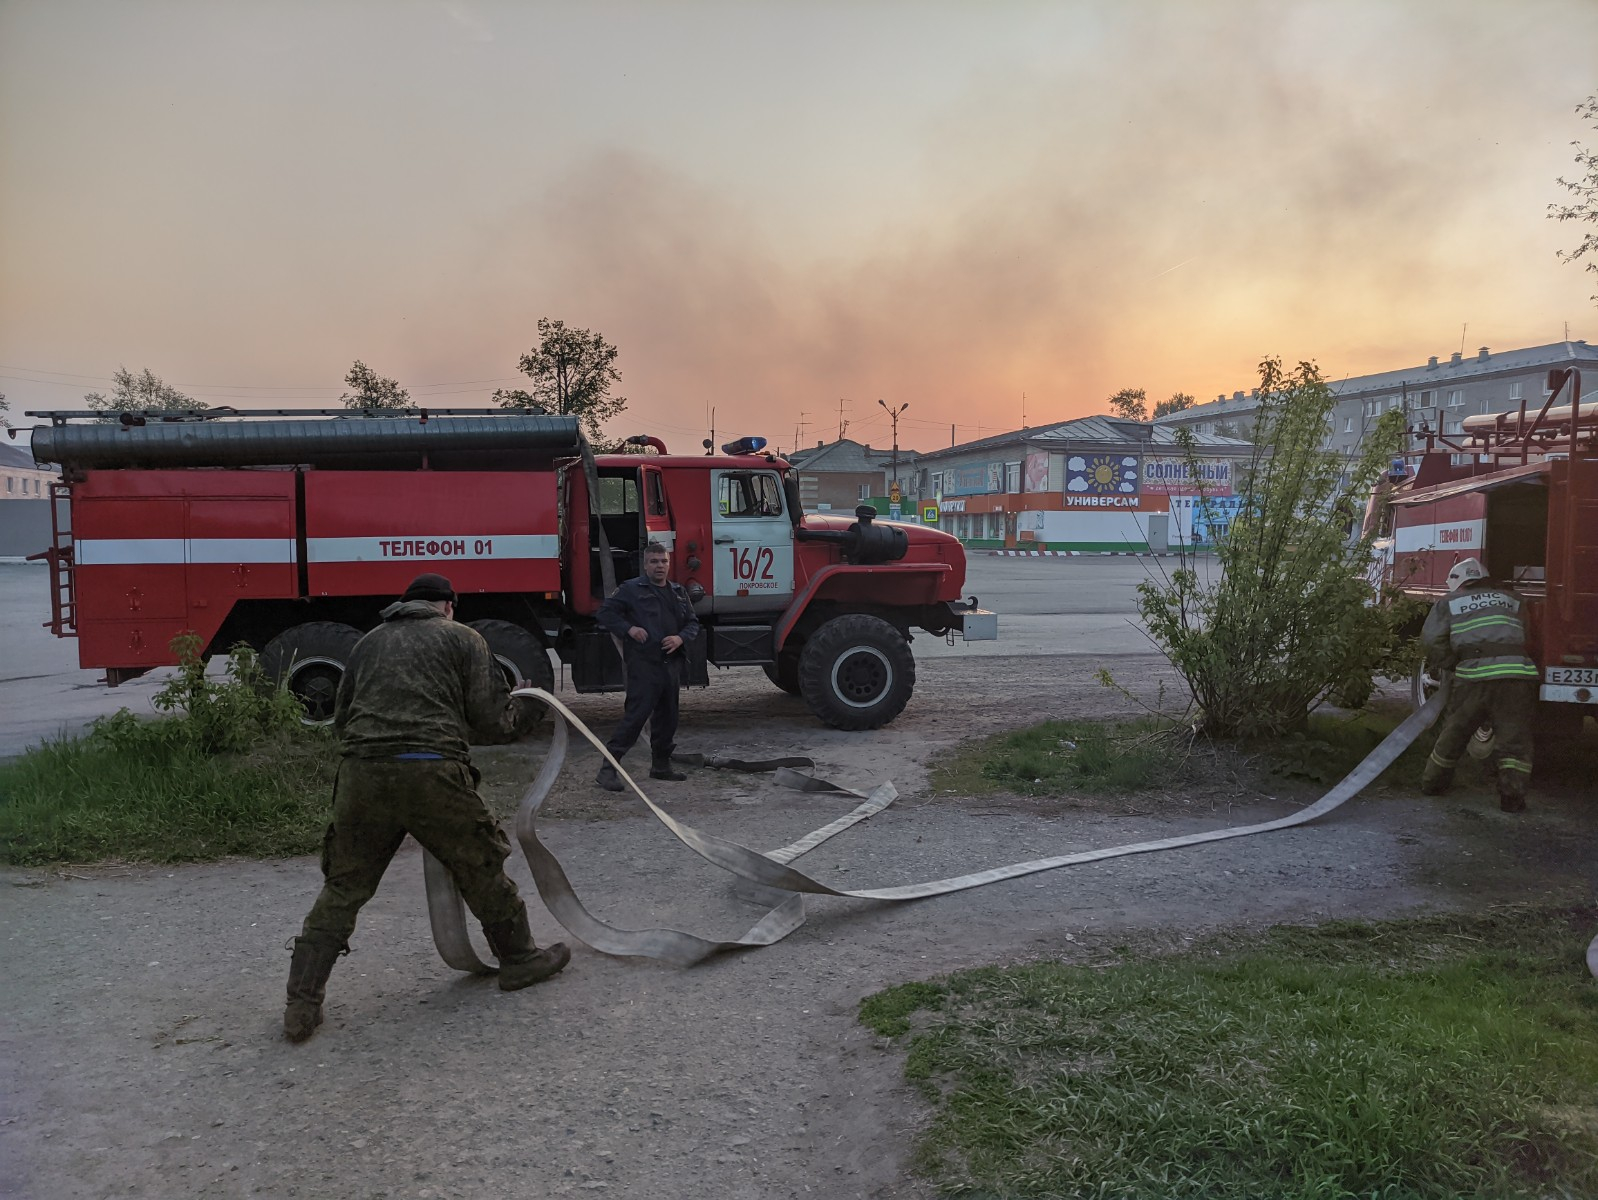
xmin=402 ymin=572 xmax=456 ymax=603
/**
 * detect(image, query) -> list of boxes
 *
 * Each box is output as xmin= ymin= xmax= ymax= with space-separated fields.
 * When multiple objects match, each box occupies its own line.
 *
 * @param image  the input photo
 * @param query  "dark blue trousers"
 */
xmin=604 ymin=662 xmax=680 ymax=762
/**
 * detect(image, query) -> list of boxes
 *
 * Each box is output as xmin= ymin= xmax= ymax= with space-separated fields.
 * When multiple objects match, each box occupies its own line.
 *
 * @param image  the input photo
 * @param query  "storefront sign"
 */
xmin=1062 ymin=494 xmax=1140 ymax=509
xmin=1066 ymin=454 xmax=1140 ymax=497
xmin=1023 ymin=451 xmax=1050 ymax=492
xmin=1142 ymin=457 xmax=1234 ymax=495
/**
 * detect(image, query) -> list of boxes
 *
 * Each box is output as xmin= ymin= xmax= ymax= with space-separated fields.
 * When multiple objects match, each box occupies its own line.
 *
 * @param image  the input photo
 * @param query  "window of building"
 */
xmin=1444 ymin=414 xmax=1463 ymax=435
xmin=1417 ymin=390 xmax=1433 ymax=406
xmin=1447 ymin=389 xmax=1464 ymax=408
xmin=930 ymin=472 xmax=943 ymax=496
xmin=1343 ymin=416 xmax=1354 ymax=433
xmin=1388 ymin=396 xmax=1402 ymax=410
xmin=1004 ymin=462 xmax=1021 ymax=493
xmin=1450 ymin=452 xmax=1474 ymax=466
xmin=857 ymin=483 xmax=871 ymax=501
xmin=4 ymin=478 xmax=12 ymax=493
xmin=1508 ymin=381 xmax=1523 ymax=401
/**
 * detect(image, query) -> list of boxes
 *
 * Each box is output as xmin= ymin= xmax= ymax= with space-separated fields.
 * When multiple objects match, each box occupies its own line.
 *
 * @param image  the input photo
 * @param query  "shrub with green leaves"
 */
xmin=1139 ymin=358 xmax=1411 ymax=737
xmin=151 ymin=633 xmax=307 ymax=753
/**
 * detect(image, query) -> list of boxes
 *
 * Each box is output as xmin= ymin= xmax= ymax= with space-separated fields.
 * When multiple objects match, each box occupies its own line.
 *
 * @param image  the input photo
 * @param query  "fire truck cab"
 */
xmin=25 ymin=411 xmax=995 ymax=732
xmin=1377 ymin=368 xmax=1597 ymax=740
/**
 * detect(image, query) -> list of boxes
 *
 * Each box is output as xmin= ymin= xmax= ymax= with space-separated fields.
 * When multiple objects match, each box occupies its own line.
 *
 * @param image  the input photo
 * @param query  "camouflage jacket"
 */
xmin=1420 ymin=579 xmax=1538 ymax=682
xmin=333 ymin=601 xmax=535 ymax=760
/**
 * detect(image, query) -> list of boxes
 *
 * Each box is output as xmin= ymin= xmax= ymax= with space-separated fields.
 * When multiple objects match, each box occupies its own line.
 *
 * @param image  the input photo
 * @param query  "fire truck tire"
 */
xmin=260 ymin=622 xmax=364 ymax=727
xmin=797 ymin=614 xmax=914 ymax=730
xmin=468 ymin=619 xmax=555 ymax=707
xmin=762 ymin=650 xmax=802 ymax=695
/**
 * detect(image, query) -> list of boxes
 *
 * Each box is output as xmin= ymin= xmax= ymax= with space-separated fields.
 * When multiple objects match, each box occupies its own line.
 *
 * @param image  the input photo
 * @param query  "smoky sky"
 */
xmin=1 ymin=0 xmax=1593 ymax=449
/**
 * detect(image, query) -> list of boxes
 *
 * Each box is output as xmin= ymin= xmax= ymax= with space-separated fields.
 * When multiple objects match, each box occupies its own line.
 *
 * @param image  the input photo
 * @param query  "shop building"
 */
xmin=913 ymin=416 xmax=1252 ymax=552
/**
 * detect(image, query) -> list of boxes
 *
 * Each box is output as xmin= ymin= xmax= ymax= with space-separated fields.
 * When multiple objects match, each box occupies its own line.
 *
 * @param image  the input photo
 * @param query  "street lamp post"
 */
xmin=878 ymin=399 xmax=909 ymax=516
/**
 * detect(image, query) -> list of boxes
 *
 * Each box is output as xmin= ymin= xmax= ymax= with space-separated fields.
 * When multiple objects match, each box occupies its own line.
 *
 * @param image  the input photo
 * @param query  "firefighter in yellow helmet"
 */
xmin=1419 ymin=558 xmax=1538 ymax=812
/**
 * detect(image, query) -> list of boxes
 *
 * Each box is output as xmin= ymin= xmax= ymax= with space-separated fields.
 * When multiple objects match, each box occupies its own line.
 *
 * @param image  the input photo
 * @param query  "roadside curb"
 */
xmin=986 ymin=549 xmax=1185 ymax=558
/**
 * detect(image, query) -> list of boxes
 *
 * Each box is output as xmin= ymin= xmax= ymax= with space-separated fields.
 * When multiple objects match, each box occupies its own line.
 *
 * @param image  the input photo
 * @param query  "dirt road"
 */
xmin=4 ymin=650 xmax=1595 ymax=1200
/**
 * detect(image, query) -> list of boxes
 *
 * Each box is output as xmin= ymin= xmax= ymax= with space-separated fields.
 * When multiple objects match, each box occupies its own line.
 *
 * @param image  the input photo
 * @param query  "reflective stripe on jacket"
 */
xmin=1420 ymin=581 xmax=1537 ymax=680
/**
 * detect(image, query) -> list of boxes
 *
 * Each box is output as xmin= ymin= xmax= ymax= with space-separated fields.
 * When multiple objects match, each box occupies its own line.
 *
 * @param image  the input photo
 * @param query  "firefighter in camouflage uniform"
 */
xmin=283 ymin=573 xmax=569 ymax=1043
xmin=1419 ymin=558 xmax=1538 ymax=813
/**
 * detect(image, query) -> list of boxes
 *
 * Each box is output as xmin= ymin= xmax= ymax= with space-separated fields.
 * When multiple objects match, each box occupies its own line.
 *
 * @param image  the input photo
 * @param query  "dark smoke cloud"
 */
xmin=425 ymin=1 xmax=1594 ymax=448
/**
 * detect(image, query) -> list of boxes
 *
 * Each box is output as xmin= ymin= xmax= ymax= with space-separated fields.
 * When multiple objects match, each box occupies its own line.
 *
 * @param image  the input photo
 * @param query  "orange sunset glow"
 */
xmin=2 ymin=0 xmax=1595 ymax=453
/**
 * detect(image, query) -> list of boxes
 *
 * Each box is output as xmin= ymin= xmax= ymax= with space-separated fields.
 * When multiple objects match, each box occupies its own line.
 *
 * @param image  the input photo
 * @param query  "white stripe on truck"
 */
xmin=75 ymin=538 xmax=295 ymax=565
xmin=306 ymin=535 xmax=559 ymax=563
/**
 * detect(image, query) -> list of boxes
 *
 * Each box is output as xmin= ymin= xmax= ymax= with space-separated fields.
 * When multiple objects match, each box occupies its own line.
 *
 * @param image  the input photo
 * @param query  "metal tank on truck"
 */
xmin=25 ymin=408 xmax=996 ymax=731
xmin=1370 ymin=367 xmax=1597 ymax=745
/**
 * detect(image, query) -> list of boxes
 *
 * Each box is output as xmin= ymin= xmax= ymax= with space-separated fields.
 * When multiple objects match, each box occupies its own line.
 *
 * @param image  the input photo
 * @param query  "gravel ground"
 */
xmin=4 ymin=656 xmax=1596 ymax=1200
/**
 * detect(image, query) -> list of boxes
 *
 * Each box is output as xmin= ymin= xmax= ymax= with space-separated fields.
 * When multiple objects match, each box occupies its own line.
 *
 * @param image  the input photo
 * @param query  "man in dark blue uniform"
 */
xmin=594 ymin=541 xmax=701 ymax=791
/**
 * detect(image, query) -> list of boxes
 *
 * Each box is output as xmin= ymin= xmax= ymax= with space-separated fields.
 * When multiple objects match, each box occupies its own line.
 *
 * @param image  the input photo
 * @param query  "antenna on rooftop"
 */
xmin=1459 ymin=322 xmax=1468 ymax=356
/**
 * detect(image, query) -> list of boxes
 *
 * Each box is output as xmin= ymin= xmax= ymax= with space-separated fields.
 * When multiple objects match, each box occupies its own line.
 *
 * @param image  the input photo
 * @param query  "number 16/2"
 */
xmin=729 ymin=545 xmax=775 ymax=581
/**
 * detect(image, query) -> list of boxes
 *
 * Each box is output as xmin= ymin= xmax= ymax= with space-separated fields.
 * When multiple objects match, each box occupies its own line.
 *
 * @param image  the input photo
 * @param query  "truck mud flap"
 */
xmin=425 ymin=685 xmax=1449 ymax=971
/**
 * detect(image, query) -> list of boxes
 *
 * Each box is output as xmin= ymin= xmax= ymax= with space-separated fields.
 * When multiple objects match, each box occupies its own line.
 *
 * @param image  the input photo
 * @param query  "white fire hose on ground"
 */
xmin=422 ymin=684 xmax=1483 ymax=972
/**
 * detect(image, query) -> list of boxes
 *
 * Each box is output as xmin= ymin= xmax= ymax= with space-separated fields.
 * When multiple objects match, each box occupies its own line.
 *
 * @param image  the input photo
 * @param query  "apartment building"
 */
xmin=1155 ymin=339 xmax=1598 ymax=469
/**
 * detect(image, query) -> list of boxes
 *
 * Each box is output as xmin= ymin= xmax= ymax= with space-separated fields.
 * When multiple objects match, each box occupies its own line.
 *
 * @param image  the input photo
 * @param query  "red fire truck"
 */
xmin=1375 ymin=367 xmax=1596 ymax=740
xmin=24 ymin=410 xmax=995 ymax=730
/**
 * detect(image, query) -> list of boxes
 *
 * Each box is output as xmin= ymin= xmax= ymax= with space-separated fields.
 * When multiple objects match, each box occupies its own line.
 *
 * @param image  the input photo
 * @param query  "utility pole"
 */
xmin=837 ymin=397 xmax=851 ymax=441
xmin=878 ymin=399 xmax=909 ymax=513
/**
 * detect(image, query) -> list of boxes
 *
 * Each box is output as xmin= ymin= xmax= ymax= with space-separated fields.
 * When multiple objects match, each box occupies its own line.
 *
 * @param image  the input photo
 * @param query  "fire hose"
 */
xmin=424 ymin=683 xmax=1453 ymax=971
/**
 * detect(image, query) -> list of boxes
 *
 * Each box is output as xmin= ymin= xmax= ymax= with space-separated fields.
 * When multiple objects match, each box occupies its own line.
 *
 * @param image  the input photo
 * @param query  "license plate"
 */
xmin=1546 ymin=667 xmax=1598 ymax=685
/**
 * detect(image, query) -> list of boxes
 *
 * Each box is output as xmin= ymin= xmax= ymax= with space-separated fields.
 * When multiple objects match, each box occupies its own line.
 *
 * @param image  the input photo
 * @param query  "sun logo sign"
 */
xmin=1066 ymin=454 xmax=1139 ymax=495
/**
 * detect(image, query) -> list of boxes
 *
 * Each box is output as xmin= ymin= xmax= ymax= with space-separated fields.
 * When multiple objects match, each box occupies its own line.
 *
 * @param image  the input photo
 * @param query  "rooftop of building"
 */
xmin=785 ymin=437 xmax=905 ymax=472
xmin=0 ymin=441 xmax=44 ymax=471
xmin=915 ymin=414 xmax=1250 ymax=462
xmin=1155 ymin=339 xmax=1598 ymax=425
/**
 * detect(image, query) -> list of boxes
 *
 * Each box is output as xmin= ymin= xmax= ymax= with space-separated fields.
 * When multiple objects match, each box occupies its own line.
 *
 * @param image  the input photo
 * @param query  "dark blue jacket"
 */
xmin=596 ymin=575 xmax=701 ymax=673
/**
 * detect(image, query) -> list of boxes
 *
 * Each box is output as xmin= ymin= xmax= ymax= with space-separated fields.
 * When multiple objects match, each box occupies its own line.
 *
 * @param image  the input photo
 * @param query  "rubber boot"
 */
xmin=650 ymin=747 xmax=687 ymax=782
xmin=283 ymin=936 xmax=342 ymax=1043
xmin=1419 ymin=763 xmax=1454 ymax=796
xmin=483 ymin=909 xmax=571 ymax=991
xmin=1499 ymin=778 xmax=1527 ymax=814
xmin=594 ymin=761 xmax=624 ymax=792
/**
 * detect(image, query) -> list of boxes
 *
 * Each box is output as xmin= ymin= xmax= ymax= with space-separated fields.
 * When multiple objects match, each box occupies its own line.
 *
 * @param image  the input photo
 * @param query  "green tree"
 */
xmin=0 ymin=391 xmax=8 ymax=428
xmin=1550 ymin=94 xmax=1598 ymax=303
xmin=1136 ymin=357 xmax=1406 ymax=738
xmin=339 ymin=361 xmax=413 ymax=411
xmin=1106 ymin=387 xmax=1148 ymax=421
xmin=497 ymin=318 xmax=627 ymax=441
xmin=85 ymin=367 xmax=203 ymax=415
xmin=1153 ymin=392 xmax=1196 ymax=419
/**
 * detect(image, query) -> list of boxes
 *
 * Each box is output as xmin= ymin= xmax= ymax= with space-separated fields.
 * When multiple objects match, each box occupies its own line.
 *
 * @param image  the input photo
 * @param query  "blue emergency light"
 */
xmin=721 ymin=436 xmax=768 ymax=455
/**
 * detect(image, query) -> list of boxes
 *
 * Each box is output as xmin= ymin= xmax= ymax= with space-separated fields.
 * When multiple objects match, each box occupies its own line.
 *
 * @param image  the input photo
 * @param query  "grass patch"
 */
xmin=863 ymin=906 xmax=1598 ymax=1199
xmin=0 ymin=721 xmax=337 ymax=864
xmin=1253 ymin=708 xmax=1434 ymax=788
xmin=0 ymin=639 xmax=338 ymax=865
xmin=930 ymin=718 xmax=1178 ymax=797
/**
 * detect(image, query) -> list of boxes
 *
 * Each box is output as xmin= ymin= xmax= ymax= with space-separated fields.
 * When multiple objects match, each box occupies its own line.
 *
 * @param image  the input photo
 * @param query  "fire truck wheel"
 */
xmin=797 ymin=614 xmax=914 ymax=730
xmin=260 ymin=622 xmax=364 ymax=727
xmin=467 ymin=620 xmax=555 ymax=697
xmin=762 ymin=649 xmax=802 ymax=695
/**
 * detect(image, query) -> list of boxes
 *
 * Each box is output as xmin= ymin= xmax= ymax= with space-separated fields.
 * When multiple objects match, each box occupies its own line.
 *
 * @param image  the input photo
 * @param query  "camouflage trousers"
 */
xmin=1421 ymin=678 xmax=1536 ymax=801
xmin=299 ymin=758 xmax=525 ymax=950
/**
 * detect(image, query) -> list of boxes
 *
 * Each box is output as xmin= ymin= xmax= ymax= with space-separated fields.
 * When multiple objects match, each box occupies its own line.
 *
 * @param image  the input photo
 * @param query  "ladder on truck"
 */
xmin=26 ymin=481 xmax=75 ymax=636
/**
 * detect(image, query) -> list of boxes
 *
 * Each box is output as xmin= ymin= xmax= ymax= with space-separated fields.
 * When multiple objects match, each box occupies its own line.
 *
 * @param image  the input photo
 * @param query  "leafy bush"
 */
xmin=1139 ymin=358 xmax=1409 ymax=737
xmin=150 ymin=633 xmax=307 ymax=753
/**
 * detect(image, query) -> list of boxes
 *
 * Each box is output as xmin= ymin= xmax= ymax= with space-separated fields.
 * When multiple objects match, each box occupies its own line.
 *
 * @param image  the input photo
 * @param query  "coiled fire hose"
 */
xmin=424 ymin=682 xmax=1456 ymax=971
